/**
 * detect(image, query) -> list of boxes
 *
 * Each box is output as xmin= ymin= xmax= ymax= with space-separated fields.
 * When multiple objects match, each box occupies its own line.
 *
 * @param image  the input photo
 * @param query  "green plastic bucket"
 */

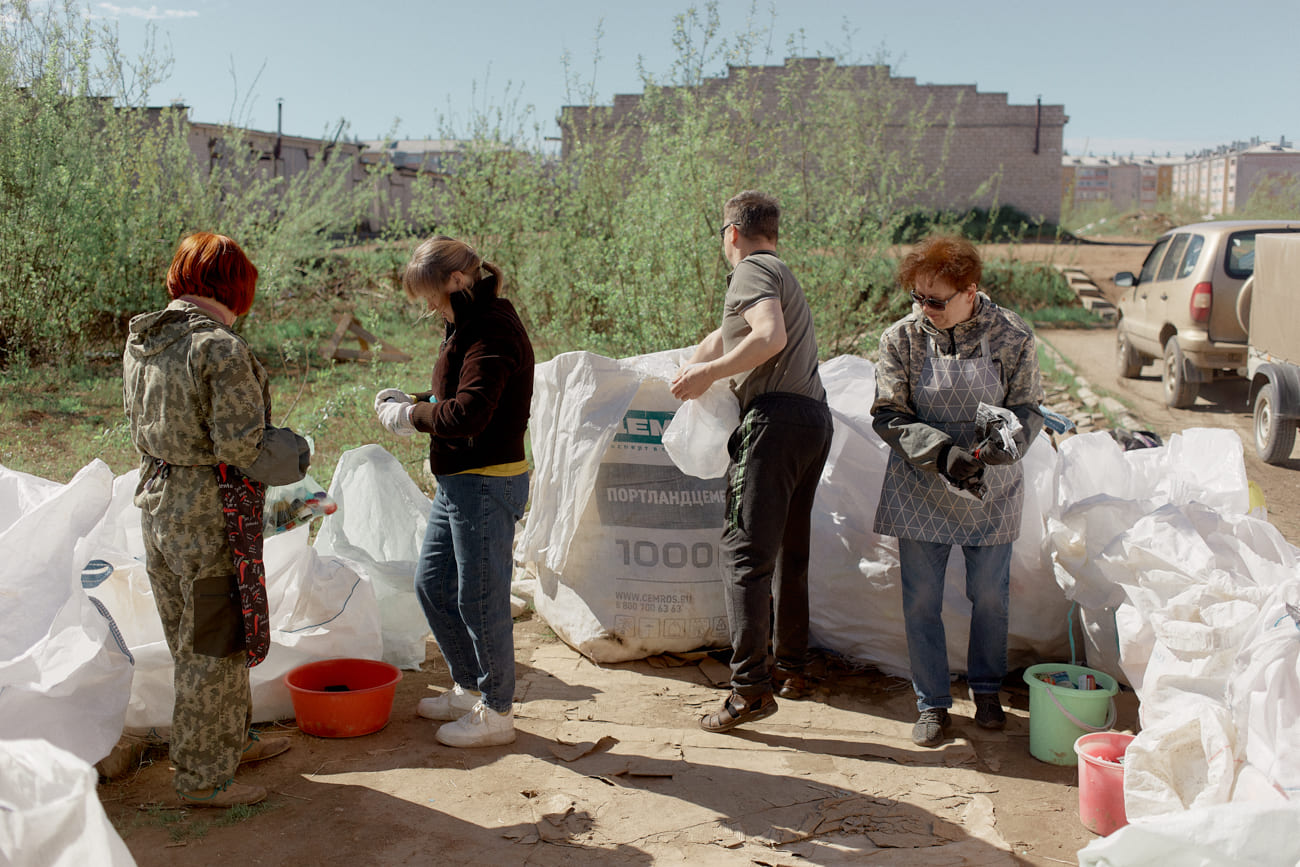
xmin=1023 ymin=663 xmax=1118 ymax=765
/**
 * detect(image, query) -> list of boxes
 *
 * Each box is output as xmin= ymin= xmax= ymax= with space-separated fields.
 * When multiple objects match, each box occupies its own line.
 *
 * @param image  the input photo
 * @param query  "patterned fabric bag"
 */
xmin=213 ymin=463 xmax=270 ymax=667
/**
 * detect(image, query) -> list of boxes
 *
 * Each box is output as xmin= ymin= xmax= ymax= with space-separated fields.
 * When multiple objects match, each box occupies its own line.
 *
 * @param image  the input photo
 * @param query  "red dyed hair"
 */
xmin=165 ymin=232 xmax=258 ymax=315
xmin=897 ymin=234 xmax=982 ymax=292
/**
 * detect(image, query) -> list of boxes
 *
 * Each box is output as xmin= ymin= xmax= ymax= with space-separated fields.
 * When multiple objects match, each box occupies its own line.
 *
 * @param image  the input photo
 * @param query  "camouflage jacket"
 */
xmin=871 ymin=293 xmax=1045 ymax=471
xmin=123 ymin=299 xmax=270 ymax=473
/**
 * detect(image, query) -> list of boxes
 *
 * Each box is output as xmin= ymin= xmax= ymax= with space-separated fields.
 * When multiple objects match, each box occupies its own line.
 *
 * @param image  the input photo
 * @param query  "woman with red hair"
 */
xmin=123 ymin=232 xmax=309 ymax=806
xmin=872 ymin=234 xmax=1045 ymax=748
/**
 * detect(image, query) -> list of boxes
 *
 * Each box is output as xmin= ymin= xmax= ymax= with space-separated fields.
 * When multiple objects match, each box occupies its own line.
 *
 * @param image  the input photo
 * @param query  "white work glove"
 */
xmin=375 ymin=398 xmax=416 ymax=437
xmin=374 ymin=388 xmax=411 ymax=413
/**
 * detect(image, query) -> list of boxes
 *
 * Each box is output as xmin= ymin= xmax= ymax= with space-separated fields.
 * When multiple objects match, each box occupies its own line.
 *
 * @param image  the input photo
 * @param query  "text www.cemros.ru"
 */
xmin=614 ymin=591 xmax=695 ymax=605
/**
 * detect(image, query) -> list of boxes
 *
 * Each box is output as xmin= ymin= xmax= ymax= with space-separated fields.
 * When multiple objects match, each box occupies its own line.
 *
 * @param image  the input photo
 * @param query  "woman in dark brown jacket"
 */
xmin=374 ymin=236 xmax=534 ymax=748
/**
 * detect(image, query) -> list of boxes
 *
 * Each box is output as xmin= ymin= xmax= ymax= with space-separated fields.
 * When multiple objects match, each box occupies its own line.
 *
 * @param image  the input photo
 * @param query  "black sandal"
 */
xmin=699 ymin=691 xmax=778 ymax=733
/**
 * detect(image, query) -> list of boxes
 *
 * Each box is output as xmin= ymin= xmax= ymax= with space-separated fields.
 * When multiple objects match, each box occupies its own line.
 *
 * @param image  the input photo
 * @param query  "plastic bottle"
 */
xmin=266 ymin=492 xmax=338 ymax=535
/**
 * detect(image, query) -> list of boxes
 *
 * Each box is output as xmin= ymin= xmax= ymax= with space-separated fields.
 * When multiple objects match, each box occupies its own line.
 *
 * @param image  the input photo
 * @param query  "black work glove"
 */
xmin=973 ymin=433 xmax=1017 ymax=466
xmin=246 ymin=426 xmax=310 ymax=486
xmin=941 ymin=445 xmax=983 ymax=483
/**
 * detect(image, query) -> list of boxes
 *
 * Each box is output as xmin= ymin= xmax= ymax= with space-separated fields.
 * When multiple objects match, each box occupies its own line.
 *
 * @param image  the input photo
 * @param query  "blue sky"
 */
xmin=99 ymin=0 xmax=1299 ymax=159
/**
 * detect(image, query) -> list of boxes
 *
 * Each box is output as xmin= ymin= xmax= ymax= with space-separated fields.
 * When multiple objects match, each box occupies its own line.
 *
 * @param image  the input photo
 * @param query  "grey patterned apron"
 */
xmin=875 ymin=334 xmax=1024 ymax=545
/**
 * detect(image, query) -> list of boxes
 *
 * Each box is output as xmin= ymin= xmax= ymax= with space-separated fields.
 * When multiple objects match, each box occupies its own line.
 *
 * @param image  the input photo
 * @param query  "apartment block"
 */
xmin=1171 ymin=139 xmax=1300 ymax=215
xmin=1061 ymin=155 xmax=1177 ymax=213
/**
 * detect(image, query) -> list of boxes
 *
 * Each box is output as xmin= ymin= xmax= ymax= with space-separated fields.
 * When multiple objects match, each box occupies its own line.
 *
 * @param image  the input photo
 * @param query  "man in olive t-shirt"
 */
xmin=671 ymin=190 xmax=834 ymax=733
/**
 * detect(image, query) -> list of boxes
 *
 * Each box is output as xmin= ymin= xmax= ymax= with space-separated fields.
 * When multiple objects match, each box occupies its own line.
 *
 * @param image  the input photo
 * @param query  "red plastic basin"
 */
xmin=284 ymin=658 xmax=402 ymax=738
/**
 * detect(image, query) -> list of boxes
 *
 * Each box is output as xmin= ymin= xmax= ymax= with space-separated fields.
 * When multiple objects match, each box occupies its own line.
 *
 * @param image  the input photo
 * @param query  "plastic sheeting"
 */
xmin=1049 ymin=429 xmax=1300 ymax=839
xmin=0 ymin=739 xmax=136 ymax=867
xmin=313 ymin=444 xmax=434 ymax=669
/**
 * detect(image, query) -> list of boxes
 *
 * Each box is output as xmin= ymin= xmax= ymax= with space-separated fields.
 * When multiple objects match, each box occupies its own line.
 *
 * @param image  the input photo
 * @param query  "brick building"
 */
xmin=169 ymin=106 xmax=464 ymax=231
xmin=559 ymin=58 xmax=1068 ymax=223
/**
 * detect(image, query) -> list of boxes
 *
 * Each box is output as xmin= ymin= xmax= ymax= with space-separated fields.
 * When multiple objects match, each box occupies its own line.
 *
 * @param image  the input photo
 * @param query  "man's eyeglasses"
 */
xmin=719 ymin=221 xmax=738 ymax=239
xmin=910 ymin=290 xmax=959 ymax=310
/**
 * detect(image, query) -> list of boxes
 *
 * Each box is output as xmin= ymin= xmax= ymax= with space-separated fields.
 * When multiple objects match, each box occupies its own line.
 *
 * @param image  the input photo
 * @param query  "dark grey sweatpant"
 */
xmin=720 ymin=392 xmax=834 ymax=697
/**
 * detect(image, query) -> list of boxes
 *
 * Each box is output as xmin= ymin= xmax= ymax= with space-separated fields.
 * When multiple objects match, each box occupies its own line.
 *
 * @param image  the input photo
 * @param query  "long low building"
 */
xmin=559 ymin=58 xmax=1069 ymax=224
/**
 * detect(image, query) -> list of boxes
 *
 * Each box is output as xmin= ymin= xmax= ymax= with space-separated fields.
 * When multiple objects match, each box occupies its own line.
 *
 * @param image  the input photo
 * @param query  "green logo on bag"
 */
xmin=613 ymin=409 xmax=675 ymax=445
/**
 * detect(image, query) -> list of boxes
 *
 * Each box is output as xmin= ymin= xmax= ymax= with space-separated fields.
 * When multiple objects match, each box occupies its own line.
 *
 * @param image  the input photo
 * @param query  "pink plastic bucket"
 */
xmin=1074 ymin=731 xmax=1133 ymax=835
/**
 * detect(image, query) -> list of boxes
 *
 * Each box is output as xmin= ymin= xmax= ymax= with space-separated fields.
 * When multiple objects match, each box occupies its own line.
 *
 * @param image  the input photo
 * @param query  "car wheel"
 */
xmin=1162 ymin=336 xmax=1198 ymax=408
xmin=1117 ymin=330 xmax=1144 ymax=378
xmin=1254 ymin=382 xmax=1296 ymax=464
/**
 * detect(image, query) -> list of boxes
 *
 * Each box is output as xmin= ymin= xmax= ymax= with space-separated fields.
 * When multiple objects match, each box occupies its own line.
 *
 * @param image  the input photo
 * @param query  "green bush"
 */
xmin=389 ymin=3 xmax=965 ymax=360
xmin=894 ymin=206 xmax=1064 ymax=244
xmin=980 ymin=260 xmax=1076 ymax=312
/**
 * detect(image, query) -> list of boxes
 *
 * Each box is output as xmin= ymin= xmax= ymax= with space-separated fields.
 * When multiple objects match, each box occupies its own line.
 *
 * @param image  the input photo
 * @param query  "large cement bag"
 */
xmin=520 ymin=350 xmax=731 ymax=662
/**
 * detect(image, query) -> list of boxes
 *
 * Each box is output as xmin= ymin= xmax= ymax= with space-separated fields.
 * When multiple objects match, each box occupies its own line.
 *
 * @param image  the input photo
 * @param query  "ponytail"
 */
xmin=403 ymin=235 xmax=505 ymax=303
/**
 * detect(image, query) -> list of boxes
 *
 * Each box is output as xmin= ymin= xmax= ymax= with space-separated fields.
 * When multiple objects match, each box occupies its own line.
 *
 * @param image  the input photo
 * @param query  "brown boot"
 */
xmin=177 ymin=780 xmax=267 ymax=808
xmin=774 ymin=668 xmax=814 ymax=700
xmin=239 ymin=731 xmax=290 ymax=764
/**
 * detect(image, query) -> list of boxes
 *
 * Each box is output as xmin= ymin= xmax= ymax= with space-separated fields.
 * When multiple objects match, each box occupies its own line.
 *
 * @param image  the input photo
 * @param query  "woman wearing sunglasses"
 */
xmin=870 ymin=234 xmax=1044 ymax=748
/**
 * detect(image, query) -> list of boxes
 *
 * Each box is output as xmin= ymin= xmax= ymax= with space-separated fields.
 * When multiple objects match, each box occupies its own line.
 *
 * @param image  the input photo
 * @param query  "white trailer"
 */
xmin=1243 ymin=233 xmax=1300 ymax=463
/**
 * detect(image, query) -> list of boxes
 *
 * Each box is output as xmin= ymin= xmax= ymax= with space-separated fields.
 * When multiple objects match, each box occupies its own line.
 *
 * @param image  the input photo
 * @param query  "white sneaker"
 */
xmin=434 ymin=701 xmax=516 ymax=748
xmin=416 ymin=684 xmax=481 ymax=721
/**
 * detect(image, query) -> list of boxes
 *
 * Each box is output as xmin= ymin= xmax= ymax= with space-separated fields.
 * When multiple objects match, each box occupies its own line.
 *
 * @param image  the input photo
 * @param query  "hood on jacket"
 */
xmin=125 ymin=300 xmax=226 ymax=359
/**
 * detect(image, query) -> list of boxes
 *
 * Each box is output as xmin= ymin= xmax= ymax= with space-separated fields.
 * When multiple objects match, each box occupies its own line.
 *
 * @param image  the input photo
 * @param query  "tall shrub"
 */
xmin=0 ymin=0 xmax=372 ymax=364
xmin=416 ymin=2 xmax=957 ymax=360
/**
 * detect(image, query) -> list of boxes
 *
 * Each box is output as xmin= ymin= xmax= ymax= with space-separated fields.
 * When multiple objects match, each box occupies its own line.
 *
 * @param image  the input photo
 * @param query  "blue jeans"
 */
xmin=898 ymin=538 xmax=1012 ymax=712
xmin=415 ymin=472 xmax=528 ymax=714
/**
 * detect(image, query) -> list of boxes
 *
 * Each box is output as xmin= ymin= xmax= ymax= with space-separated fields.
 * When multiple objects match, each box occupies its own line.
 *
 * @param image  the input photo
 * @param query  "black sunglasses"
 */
xmin=910 ymin=289 xmax=960 ymax=310
xmin=719 ymin=221 xmax=738 ymax=238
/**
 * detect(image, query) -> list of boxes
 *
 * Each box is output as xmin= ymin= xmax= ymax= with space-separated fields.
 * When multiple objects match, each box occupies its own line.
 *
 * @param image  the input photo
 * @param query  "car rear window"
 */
xmin=1226 ymin=229 xmax=1300 ymax=279
xmin=1226 ymin=232 xmax=1260 ymax=279
xmin=1157 ymin=234 xmax=1191 ymax=281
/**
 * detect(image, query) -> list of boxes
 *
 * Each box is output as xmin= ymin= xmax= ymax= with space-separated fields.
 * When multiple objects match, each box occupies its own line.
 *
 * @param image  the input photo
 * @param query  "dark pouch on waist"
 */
xmin=192 ymin=574 xmax=246 ymax=658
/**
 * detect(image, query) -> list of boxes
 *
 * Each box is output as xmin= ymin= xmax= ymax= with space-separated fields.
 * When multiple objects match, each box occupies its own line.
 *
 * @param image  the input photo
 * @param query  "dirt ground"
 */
xmin=100 ymin=617 xmax=1141 ymax=866
xmin=98 ymin=239 xmax=1248 ymax=867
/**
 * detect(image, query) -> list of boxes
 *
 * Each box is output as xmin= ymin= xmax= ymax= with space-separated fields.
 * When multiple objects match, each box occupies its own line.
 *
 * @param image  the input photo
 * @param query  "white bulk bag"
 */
xmin=807 ymin=356 xmax=1069 ymax=678
xmin=0 ymin=739 xmax=136 ymax=867
xmin=1078 ymin=802 xmax=1300 ymax=867
xmin=1228 ymin=584 xmax=1300 ymax=801
xmin=63 ymin=461 xmax=383 ymax=731
xmin=313 ymin=444 xmax=432 ymax=670
xmin=521 ymin=349 xmax=730 ymax=662
xmin=0 ymin=461 xmax=132 ymax=766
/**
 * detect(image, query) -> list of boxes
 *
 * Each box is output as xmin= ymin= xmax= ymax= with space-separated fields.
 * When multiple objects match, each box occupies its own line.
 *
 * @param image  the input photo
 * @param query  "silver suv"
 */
xmin=1115 ymin=220 xmax=1300 ymax=407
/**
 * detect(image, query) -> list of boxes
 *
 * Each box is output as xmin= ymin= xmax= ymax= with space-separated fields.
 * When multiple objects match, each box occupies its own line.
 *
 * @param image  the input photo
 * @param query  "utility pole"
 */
xmin=275 ymin=98 xmax=284 ymax=179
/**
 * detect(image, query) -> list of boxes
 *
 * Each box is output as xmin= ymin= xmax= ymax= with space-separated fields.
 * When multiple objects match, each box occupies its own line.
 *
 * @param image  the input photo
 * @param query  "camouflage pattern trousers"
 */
xmin=137 ymin=461 xmax=251 ymax=793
